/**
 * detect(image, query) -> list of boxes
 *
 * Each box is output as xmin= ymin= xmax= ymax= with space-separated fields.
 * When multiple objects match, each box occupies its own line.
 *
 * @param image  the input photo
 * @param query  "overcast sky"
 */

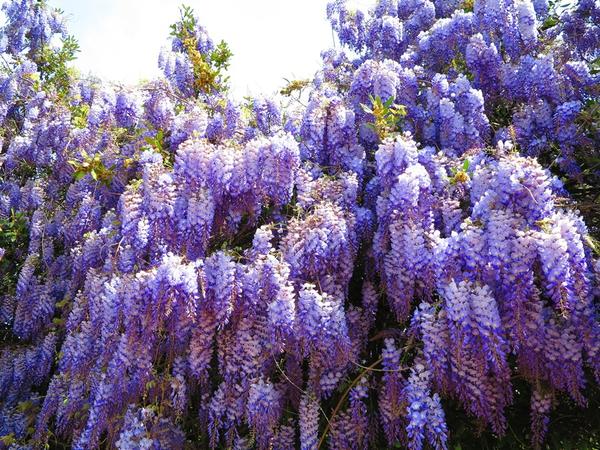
xmin=49 ymin=0 xmax=370 ymax=97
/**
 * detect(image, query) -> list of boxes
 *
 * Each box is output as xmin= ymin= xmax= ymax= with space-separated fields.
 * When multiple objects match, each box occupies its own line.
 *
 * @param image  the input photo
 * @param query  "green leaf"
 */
xmin=0 ymin=434 xmax=16 ymax=446
xmin=463 ymin=159 xmax=470 ymax=171
xmin=541 ymin=15 xmax=559 ymax=30
xmin=17 ymin=400 xmax=33 ymax=412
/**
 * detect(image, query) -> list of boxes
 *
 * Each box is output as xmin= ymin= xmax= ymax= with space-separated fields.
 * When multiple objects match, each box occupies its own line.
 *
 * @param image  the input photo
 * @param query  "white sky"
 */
xmin=50 ymin=0 xmax=371 ymax=98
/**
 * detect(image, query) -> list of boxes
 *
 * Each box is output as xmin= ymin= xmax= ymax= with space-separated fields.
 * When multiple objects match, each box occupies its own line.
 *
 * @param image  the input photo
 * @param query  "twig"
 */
xmin=349 ymin=359 xmax=408 ymax=373
xmin=369 ymin=327 xmax=406 ymax=342
xmin=317 ymin=357 xmax=383 ymax=449
xmin=271 ymin=355 xmax=332 ymax=428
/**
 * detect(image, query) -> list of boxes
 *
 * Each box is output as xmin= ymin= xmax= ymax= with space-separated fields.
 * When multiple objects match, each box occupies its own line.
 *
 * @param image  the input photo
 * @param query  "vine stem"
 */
xmin=316 ymin=357 xmax=383 ymax=450
xmin=317 ymin=334 xmax=417 ymax=448
xmin=271 ymin=355 xmax=332 ymax=428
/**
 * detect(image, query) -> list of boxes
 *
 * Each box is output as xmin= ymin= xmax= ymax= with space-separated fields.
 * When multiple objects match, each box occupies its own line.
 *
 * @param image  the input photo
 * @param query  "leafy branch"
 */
xmin=170 ymin=5 xmax=232 ymax=96
xmin=361 ymin=94 xmax=407 ymax=140
xmin=143 ymin=130 xmax=174 ymax=167
xmin=0 ymin=210 xmax=29 ymax=295
xmin=36 ymin=35 xmax=80 ymax=99
xmin=68 ymin=149 xmax=114 ymax=185
xmin=450 ymin=159 xmax=471 ymax=185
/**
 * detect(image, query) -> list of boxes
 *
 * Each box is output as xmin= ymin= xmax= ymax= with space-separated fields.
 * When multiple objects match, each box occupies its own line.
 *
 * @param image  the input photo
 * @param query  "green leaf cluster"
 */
xmin=0 ymin=210 xmax=29 ymax=295
xmin=450 ymin=159 xmax=471 ymax=185
xmin=360 ymin=94 xmax=407 ymax=140
xmin=280 ymin=78 xmax=310 ymax=97
xmin=143 ymin=130 xmax=174 ymax=167
xmin=70 ymin=103 xmax=89 ymax=129
xmin=169 ymin=5 xmax=232 ymax=96
xmin=169 ymin=5 xmax=197 ymax=39
xmin=36 ymin=35 xmax=80 ymax=99
xmin=68 ymin=149 xmax=114 ymax=185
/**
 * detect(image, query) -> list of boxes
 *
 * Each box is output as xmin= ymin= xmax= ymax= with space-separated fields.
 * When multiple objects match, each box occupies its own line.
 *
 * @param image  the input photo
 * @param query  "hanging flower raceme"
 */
xmin=425 ymin=147 xmax=600 ymax=443
xmin=373 ymin=134 xmax=438 ymax=321
xmin=300 ymin=91 xmax=366 ymax=176
xmin=422 ymin=74 xmax=490 ymax=156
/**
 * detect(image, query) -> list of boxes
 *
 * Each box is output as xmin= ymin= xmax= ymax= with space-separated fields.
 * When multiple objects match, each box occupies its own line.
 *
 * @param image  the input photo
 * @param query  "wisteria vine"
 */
xmin=0 ymin=0 xmax=599 ymax=449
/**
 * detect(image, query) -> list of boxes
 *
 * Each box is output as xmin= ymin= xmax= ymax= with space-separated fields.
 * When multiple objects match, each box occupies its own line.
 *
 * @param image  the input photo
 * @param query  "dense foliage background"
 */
xmin=0 ymin=0 xmax=599 ymax=448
